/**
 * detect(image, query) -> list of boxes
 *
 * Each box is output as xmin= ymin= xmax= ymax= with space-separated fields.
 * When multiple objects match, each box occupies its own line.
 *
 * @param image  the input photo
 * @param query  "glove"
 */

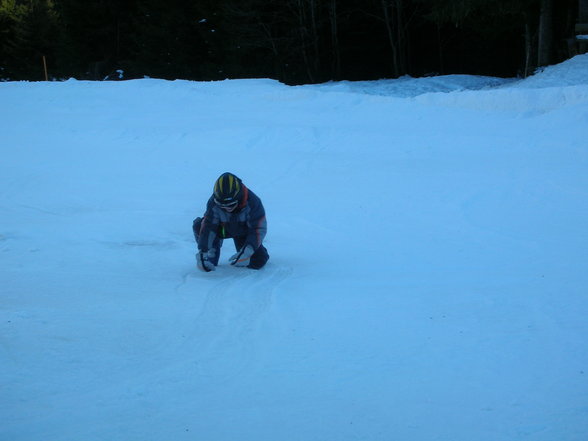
xmin=229 ymin=245 xmax=255 ymax=267
xmin=196 ymin=250 xmax=216 ymax=272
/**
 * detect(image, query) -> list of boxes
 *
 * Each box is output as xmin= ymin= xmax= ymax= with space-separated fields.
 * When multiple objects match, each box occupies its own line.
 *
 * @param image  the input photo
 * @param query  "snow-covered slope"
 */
xmin=1 ymin=55 xmax=587 ymax=441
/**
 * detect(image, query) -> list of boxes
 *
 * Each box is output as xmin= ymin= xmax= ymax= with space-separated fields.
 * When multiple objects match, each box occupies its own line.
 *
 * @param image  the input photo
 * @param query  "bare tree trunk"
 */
xmin=524 ymin=19 xmax=533 ymax=77
xmin=537 ymin=0 xmax=553 ymax=66
xmin=381 ymin=0 xmax=399 ymax=77
xmin=436 ymin=23 xmax=444 ymax=74
xmin=329 ymin=0 xmax=341 ymax=79
xmin=395 ymin=0 xmax=406 ymax=75
xmin=309 ymin=0 xmax=320 ymax=76
xmin=260 ymin=21 xmax=284 ymax=81
xmin=297 ymin=0 xmax=315 ymax=82
xmin=523 ymin=11 xmax=538 ymax=77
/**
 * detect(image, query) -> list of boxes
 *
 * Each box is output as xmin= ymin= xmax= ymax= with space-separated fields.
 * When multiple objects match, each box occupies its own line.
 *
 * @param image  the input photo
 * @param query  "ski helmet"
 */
xmin=213 ymin=172 xmax=242 ymax=207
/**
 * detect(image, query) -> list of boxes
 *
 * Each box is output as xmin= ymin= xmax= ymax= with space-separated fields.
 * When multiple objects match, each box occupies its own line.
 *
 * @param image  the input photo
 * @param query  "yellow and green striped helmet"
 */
xmin=213 ymin=172 xmax=242 ymax=206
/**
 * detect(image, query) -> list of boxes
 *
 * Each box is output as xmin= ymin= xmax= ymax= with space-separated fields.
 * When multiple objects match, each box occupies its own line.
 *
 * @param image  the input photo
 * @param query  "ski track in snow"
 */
xmin=175 ymin=265 xmax=293 ymax=380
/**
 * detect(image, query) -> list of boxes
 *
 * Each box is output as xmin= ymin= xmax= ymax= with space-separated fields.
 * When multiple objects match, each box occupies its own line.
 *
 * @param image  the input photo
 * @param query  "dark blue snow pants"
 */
xmin=192 ymin=217 xmax=269 ymax=270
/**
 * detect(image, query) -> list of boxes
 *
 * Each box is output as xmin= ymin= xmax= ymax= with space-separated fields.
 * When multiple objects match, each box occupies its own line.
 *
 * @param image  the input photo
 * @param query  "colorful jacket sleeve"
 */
xmin=245 ymin=190 xmax=267 ymax=250
xmin=197 ymin=196 xmax=220 ymax=252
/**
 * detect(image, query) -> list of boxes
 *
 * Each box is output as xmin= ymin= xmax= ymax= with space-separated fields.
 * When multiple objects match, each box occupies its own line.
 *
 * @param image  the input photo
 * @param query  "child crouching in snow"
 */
xmin=193 ymin=172 xmax=269 ymax=272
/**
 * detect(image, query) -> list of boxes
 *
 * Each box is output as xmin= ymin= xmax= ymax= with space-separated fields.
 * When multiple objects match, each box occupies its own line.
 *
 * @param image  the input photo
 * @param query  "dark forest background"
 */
xmin=0 ymin=0 xmax=581 ymax=84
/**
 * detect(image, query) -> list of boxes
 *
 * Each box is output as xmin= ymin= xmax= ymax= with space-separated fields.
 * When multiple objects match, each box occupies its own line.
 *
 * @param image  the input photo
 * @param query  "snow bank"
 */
xmin=414 ymin=84 xmax=588 ymax=114
xmin=515 ymin=53 xmax=588 ymax=88
xmin=303 ymin=74 xmax=513 ymax=98
xmin=412 ymin=55 xmax=588 ymax=113
xmin=301 ymin=54 xmax=588 ymax=114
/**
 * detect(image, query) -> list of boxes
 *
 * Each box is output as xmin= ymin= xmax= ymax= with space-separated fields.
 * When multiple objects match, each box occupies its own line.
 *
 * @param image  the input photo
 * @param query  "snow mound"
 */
xmin=514 ymin=53 xmax=588 ymax=89
xmin=303 ymin=74 xmax=513 ymax=98
xmin=301 ymin=55 xmax=588 ymax=115
xmin=414 ymin=84 xmax=588 ymax=114
xmin=412 ymin=55 xmax=588 ymax=113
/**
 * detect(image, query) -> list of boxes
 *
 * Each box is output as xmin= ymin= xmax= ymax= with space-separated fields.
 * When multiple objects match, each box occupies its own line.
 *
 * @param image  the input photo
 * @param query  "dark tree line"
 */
xmin=0 ymin=0 xmax=580 ymax=83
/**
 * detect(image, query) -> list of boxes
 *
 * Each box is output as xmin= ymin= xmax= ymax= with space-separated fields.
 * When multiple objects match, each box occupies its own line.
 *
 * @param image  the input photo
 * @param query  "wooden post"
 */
xmin=42 ymin=55 xmax=48 ymax=81
xmin=580 ymin=0 xmax=588 ymax=23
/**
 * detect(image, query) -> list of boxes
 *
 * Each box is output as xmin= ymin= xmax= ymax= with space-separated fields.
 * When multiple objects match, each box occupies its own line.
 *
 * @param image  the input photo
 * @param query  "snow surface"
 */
xmin=1 ymin=55 xmax=588 ymax=441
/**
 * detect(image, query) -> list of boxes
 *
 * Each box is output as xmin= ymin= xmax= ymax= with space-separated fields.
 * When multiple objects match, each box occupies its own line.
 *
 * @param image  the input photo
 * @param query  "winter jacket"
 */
xmin=197 ymin=185 xmax=267 ymax=253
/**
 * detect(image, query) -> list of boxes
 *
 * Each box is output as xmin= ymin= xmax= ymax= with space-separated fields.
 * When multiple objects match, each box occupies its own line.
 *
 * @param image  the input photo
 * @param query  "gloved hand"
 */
xmin=229 ymin=245 xmax=255 ymax=267
xmin=196 ymin=249 xmax=216 ymax=272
